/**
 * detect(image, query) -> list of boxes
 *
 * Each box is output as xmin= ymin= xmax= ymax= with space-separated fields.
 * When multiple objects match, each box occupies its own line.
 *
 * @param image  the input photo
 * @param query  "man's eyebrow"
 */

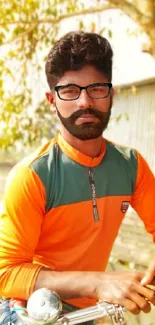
xmin=56 ymin=83 xmax=79 ymax=88
xmin=57 ymin=83 xmax=104 ymax=87
xmin=64 ymin=83 xmax=78 ymax=86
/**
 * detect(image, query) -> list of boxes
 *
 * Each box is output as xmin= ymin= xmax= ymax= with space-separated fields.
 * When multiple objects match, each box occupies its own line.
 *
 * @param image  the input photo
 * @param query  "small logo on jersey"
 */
xmin=121 ymin=201 xmax=129 ymax=213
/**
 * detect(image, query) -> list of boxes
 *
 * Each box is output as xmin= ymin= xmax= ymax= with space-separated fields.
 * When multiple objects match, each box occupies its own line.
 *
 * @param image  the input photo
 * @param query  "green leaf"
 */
xmin=108 ymin=29 xmax=112 ymax=38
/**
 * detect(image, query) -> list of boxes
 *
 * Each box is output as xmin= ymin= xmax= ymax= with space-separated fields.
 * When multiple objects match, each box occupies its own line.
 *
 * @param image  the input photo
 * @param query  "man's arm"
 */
xmin=130 ymin=152 xmax=155 ymax=239
xmin=0 ymin=164 xmax=45 ymax=299
xmin=130 ymin=152 xmax=155 ymax=287
xmin=34 ymin=267 xmax=155 ymax=314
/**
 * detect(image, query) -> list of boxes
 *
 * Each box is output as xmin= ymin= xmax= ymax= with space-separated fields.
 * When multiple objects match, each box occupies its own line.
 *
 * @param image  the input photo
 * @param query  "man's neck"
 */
xmin=60 ymin=129 xmax=103 ymax=158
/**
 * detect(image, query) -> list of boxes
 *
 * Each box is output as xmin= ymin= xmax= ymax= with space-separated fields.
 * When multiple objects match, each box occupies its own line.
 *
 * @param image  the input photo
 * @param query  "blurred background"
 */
xmin=0 ymin=1 xmax=155 ymax=324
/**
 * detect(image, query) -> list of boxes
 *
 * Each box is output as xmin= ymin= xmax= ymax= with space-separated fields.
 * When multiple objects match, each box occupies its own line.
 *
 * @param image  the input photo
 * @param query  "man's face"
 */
xmin=47 ymin=65 xmax=113 ymax=140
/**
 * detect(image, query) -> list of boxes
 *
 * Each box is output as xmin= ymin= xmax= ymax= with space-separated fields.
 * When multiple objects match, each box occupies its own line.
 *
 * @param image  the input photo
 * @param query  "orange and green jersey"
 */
xmin=0 ymin=134 xmax=155 ymax=308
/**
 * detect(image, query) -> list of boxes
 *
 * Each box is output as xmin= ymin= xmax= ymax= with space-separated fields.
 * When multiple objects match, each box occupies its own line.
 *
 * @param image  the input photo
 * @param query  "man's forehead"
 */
xmin=56 ymin=66 xmax=108 ymax=86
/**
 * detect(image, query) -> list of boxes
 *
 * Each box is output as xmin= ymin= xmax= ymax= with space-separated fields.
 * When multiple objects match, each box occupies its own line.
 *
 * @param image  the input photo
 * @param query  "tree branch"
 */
xmin=1 ymin=0 xmax=155 ymax=55
xmin=1 ymin=1 xmax=154 ymax=30
xmin=0 ymin=24 xmax=38 ymax=46
xmin=107 ymin=0 xmax=154 ymax=27
xmin=107 ymin=0 xmax=155 ymax=56
xmin=137 ymin=0 xmax=155 ymax=18
xmin=0 ymin=4 xmax=115 ymax=27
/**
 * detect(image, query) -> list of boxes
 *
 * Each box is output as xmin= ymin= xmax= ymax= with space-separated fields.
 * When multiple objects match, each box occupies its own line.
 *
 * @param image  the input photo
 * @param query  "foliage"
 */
xmin=0 ymin=0 xmax=155 ymax=150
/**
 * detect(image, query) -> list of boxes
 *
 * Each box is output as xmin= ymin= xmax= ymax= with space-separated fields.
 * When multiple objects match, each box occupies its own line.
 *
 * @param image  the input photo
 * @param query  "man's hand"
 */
xmin=141 ymin=261 xmax=155 ymax=286
xmin=95 ymin=271 xmax=155 ymax=315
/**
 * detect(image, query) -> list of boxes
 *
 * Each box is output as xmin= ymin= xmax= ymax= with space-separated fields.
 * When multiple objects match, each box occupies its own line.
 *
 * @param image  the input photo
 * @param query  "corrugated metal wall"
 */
xmin=105 ymin=78 xmax=155 ymax=172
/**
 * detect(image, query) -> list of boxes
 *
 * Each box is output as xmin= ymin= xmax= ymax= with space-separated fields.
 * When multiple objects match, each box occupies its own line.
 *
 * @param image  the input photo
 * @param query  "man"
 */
xmin=0 ymin=31 xmax=155 ymax=324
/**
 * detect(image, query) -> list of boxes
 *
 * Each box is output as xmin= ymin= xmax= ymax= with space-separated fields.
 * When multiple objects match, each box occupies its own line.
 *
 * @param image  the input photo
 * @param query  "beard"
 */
xmin=56 ymin=98 xmax=112 ymax=141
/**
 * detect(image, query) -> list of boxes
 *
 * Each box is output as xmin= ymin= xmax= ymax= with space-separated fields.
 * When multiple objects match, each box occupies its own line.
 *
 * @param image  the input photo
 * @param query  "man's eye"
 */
xmin=91 ymin=87 xmax=103 ymax=92
xmin=61 ymin=88 xmax=78 ymax=94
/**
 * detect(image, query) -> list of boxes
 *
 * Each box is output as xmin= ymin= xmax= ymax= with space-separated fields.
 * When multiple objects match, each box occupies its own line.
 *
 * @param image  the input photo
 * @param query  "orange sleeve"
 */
xmin=0 ymin=165 xmax=46 ymax=299
xmin=130 ymin=152 xmax=155 ymax=241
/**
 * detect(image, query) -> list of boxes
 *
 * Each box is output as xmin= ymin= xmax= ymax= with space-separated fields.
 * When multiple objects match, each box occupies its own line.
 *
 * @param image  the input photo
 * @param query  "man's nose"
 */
xmin=77 ymin=89 xmax=93 ymax=108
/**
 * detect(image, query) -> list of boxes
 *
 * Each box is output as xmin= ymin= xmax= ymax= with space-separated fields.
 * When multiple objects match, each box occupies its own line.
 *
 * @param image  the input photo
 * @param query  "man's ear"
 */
xmin=46 ymin=92 xmax=57 ymax=113
xmin=46 ymin=92 xmax=55 ymax=105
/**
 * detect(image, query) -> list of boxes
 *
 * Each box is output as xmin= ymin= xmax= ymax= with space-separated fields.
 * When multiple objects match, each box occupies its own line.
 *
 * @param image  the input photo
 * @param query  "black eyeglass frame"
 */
xmin=54 ymin=82 xmax=113 ymax=101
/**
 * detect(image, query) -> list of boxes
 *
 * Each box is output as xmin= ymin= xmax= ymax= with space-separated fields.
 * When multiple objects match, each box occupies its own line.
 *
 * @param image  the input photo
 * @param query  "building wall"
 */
xmin=104 ymin=79 xmax=155 ymax=267
xmin=105 ymin=79 xmax=155 ymax=172
xmin=105 ymin=79 xmax=155 ymax=325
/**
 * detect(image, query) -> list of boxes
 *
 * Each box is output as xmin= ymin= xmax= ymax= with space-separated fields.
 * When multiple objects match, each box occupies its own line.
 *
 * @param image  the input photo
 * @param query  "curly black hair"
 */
xmin=45 ymin=31 xmax=113 ymax=89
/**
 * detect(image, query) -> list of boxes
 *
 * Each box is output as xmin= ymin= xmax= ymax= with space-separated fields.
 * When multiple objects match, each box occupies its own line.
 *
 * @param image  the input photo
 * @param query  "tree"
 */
xmin=0 ymin=0 xmax=155 ymax=150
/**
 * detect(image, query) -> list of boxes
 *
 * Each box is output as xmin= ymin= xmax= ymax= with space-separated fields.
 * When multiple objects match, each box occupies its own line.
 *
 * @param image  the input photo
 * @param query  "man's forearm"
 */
xmin=34 ymin=268 xmax=100 ymax=300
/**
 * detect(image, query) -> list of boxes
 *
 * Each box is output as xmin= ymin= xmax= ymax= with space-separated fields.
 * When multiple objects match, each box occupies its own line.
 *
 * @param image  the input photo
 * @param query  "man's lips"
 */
xmin=75 ymin=114 xmax=99 ymax=124
xmin=78 ymin=114 xmax=99 ymax=119
xmin=79 ymin=114 xmax=95 ymax=117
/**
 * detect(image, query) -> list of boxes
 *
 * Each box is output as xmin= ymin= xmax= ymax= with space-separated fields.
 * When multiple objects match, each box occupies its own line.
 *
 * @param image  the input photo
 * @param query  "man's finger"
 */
xmin=150 ymin=278 xmax=155 ymax=286
xmin=136 ymin=282 xmax=155 ymax=305
xmin=129 ymin=292 xmax=151 ymax=313
xmin=121 ymin=298 xmax=140 ymax=315
xmin=141 ymin=264 xmax=155 ymax=286
xmin=141 ymin=274 xmax=154 ymax=286
xmin=143 ymin=277 xmax=155 ymax=287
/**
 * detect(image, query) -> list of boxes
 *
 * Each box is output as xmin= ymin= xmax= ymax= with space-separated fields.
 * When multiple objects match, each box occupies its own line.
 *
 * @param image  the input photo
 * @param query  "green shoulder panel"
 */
xmin=93 ymin=140 xmax=138 ymax=197
xmin=30 ymin=143 xmax=91 ymax=211
xmin=30 ymin=140 xmax=138 ymax=211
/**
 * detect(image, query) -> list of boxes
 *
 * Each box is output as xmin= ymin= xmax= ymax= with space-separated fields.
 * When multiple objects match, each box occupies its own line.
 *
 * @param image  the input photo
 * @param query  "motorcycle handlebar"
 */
xmin=10 ymin=290 xmax=127 ymax=325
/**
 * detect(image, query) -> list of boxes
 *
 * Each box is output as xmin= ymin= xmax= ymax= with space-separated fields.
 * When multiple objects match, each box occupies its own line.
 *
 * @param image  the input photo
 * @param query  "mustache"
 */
xmin=70 ymin=108 xmax=106 ymax=123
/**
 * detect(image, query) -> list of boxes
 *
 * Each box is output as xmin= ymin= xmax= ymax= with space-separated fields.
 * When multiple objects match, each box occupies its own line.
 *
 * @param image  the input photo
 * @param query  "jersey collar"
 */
xmin=57 ymin=134 xmax=106 ymax=167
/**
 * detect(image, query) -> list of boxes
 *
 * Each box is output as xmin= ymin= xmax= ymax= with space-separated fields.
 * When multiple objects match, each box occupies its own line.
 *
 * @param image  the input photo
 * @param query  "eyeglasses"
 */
xmin=54 ymin=82 xmax=112 ymax=101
